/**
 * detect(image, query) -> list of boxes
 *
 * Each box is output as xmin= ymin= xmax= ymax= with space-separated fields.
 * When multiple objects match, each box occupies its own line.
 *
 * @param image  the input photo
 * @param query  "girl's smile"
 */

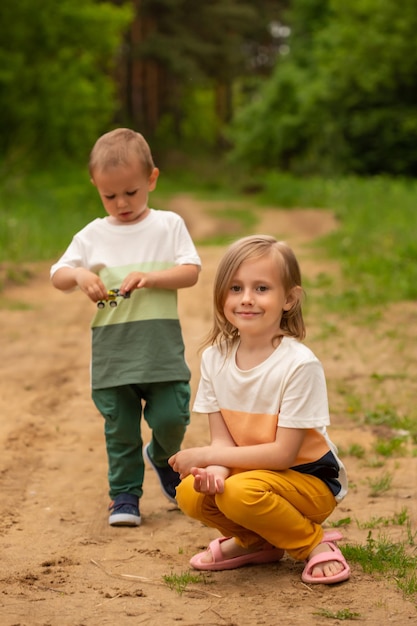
xmin=224 ymin=255 xmax=292 ymax=342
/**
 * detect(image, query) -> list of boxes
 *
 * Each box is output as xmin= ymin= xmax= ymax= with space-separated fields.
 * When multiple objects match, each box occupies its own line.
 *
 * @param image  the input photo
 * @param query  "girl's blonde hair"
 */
xmin=88 ymin=128 xmax=155 ymax=178
xmin=205 ymin=235 xmax=306 ymax=351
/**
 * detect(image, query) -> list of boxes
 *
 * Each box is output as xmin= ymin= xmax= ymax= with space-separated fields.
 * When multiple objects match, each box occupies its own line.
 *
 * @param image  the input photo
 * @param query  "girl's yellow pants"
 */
xmin=176 ymin=469 xmax=337 ymax=561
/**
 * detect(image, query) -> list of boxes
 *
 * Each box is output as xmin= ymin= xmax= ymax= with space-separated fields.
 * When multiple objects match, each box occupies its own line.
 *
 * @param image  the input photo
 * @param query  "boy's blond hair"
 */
xmin=89 ymin=128 xmax=155 ymax=177
xmin=206 ymin=235 xmax=306 ymax=352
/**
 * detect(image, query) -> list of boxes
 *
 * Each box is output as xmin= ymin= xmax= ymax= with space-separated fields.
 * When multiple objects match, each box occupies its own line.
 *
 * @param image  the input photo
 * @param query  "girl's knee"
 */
xmin=176 ymin=476 xmax=202 ymax=519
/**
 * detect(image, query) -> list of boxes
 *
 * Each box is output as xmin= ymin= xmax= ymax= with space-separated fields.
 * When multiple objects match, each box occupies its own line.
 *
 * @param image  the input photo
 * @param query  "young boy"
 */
xmin=51 ymin=128 xmax=201 ymax=527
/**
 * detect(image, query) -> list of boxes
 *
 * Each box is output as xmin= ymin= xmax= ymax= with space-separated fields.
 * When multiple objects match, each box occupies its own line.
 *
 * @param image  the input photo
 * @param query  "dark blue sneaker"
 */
xmin=143 ymin=443 xmax=180 ymax=504
xmin=108 ymin=493 xmax=141 ymax=526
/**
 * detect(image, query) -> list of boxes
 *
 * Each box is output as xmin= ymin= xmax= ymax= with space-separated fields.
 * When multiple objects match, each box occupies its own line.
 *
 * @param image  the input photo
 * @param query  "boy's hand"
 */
xmin=74 ymin=268 xmax=108 ymax=302
xmin=120 ymin=264 xmax=199 ymax=294
xmin=120 ymin=271 xmax=153 ymax=293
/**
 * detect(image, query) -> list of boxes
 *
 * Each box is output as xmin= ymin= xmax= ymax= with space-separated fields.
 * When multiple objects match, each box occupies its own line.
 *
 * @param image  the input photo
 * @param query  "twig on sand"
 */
xmin=90 ymin=559 xmax=222 ymax=597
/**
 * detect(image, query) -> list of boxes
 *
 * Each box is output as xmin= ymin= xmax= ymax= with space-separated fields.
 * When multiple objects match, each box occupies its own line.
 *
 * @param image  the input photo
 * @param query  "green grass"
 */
xmin=313 ymin=608 xmax=361 ymax=620
xmin=343 ymin=531 xmax=417 ymax=600
xmin=1 ymin=164 xmax=417 ymax=313
xmin=259 ymin=172 xmax=417 ymax=309
xmin=0 ymin=166 xmax=101 ymax=263
xmin=162 ymin=570 xmax=208 ymax=595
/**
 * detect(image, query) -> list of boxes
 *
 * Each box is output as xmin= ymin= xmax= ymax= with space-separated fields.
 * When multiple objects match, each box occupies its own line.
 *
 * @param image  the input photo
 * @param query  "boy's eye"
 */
xmin=126 ymin=190 xmax=137 ymax=196
xmin=104 ymin=194 xmax=116 ymax=200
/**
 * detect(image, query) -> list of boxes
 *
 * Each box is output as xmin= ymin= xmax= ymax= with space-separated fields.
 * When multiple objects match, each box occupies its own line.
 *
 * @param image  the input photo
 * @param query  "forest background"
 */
xmin=1 ymin=0 xmax=416 ymax=309
xmin=0 ymin=1 xmax=417 ymax=618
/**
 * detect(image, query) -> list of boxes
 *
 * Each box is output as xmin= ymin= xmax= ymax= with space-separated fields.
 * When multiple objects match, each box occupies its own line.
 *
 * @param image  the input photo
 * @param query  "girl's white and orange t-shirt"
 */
xmin=193 ymin=337 xmax=348 ymax=502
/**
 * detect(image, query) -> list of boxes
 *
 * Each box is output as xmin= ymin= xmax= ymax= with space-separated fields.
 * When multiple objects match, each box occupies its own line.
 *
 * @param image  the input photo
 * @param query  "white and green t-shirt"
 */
xmin=51 ymin=209 xmax=201 ymax=389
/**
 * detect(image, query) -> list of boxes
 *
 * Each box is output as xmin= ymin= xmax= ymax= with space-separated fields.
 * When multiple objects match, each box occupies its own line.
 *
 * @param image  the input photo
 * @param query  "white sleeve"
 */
xmin=172 ymin=215 xmax=201 ymax=267
xmin=278 ymin=360 xmax=330 ymax=428
xmin=192 ymin=349 xmax=220 ymax=414
xmin=50 ymin=233 xmax=89 ymax=279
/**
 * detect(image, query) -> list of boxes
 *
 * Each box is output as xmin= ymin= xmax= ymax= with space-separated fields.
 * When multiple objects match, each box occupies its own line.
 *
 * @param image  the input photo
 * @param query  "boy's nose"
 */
xmin=116 ymin=197 xmax=127 ymax=208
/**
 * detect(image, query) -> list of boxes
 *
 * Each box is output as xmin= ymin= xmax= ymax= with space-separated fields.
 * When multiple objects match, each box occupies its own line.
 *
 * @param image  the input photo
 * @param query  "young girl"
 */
xmin=169 ymin=235 xmax=350 ymax=584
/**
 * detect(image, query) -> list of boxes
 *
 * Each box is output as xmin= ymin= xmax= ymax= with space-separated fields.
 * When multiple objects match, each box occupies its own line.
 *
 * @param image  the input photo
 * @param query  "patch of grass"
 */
xmin=367 ymin=472 xmax=392 ymax=497
xmin=373 ymin=437 xmax=408 ymax=458
xmin=364 ymin=407 xmax=417 ymax=443
xmin=259 ymin=172 xmax=417 ymax=310
xmin=0 ymin=299 xmax=34 ymax=311
xmin=162 ymin=570 xmax=207 ymax=595
xmin=0 ymin=167 xmax=100 ymax=264
xmin=329 ymin=516 xmax=352 ymax=528
xmin=357 ymin=507 xmax=410 ymax=529
xmin=343 ymin=531 xmax=417 ymax=600
xmin=347 ymin=443 xmax=366 ymax=459
xmin=313 ymin=608 xmax=361 ymax=620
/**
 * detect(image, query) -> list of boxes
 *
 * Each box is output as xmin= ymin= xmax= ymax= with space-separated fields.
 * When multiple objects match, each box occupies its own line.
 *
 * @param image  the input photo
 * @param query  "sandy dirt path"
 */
xmin=1 ymin=196 xmax=416 ymax=625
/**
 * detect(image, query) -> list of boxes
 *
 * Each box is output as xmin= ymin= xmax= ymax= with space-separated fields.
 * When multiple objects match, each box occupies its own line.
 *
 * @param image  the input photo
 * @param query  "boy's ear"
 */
xmin=90 ymin=177 xmax=96 ymax=187
xmin=148 ymin=167 xmax=159 ymax=191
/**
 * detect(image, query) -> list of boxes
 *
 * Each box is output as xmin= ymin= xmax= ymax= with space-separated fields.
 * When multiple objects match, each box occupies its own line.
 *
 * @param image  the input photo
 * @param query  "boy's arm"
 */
xmin=51 ymin=266 xmax=108 ymax=302
xmin=120 ymin=263 xmax=200 ymax=293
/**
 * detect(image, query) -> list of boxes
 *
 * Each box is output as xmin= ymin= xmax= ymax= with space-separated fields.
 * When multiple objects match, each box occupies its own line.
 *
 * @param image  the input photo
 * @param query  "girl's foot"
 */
xmin=302 ymin=533 xmax=351 ymax=584
xmin=199 ymin=537 xmax=271 ymax=563
xmin=307 ymin=542 xmax=344 ymax=579
xmin=190 ymin=537 xmax=285 ymax=571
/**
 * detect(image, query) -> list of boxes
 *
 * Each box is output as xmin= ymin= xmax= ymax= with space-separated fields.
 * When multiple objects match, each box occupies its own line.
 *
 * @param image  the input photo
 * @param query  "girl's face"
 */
xmin=92 ymin=160 xmax=159 ymax=224
xmin=223 ymin=255 xmax=292 ymax=341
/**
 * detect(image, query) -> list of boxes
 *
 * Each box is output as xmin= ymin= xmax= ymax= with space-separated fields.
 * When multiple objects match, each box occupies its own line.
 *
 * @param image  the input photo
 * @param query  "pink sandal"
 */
xmin=301 ymin=530 xmax=350 ymax=584
xmin=190 ymin=537 xmax=285 ymax=571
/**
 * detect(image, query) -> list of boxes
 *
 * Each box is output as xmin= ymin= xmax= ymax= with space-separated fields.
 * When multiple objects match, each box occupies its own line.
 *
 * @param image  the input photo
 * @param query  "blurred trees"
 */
xmin=228 ymin=0 xmax=417 ymax=176
xmin=116 ymin=0 xmax=288 ymax=149
xmin=1 ymin=0 xmax=417 ymax=176
xmin=0 ymin=0 xmax=132 ymax=165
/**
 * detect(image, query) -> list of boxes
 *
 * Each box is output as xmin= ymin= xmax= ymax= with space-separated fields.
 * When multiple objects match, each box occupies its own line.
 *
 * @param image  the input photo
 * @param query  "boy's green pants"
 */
xmin=92 ymin=381 xmax=190 ymax=499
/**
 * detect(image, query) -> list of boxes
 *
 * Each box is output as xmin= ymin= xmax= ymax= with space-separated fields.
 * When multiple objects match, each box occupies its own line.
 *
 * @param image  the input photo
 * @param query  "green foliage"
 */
xmin=0 ymin=0 xmax=133 ymax=166
xmin=122 ymin=0 xmax=287 ymax=149
xmin=0 ymin=167 xmax=101 ymax=263
xmin=258 ymin=172 xmax=417 ymax=307
xmin=228 ymin=0 xmax=417 ymax=175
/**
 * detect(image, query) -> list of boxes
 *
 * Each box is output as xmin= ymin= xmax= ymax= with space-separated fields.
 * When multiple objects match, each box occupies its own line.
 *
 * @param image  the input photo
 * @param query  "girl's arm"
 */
xmin=169 ymin=410 xmax=235 ymax=482
xmin=170 ymin=421 xmax=306 ymax=477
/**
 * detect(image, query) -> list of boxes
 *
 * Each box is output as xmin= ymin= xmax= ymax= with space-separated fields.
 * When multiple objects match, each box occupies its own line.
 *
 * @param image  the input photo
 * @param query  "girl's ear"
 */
xmin=283 ymin=286 xmax=302 ymax=311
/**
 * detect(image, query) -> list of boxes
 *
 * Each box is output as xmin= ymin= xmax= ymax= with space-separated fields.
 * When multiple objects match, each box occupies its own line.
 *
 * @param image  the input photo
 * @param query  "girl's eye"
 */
xmin=230 ymin=285 xmax=241 ymax=292
xmin=257 ymin=285 xmax=268 ymax=292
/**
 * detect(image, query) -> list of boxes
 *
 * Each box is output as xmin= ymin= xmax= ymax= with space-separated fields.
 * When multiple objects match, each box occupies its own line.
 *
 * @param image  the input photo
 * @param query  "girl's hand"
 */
xmin=191 ymin=466 xmax=230 ymax=495
xmin=169 ymin=447 xmax=211 ymax=478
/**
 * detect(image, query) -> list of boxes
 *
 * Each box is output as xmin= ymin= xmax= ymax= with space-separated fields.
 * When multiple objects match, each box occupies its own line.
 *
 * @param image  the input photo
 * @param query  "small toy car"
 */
xmin=97 ymin=288 xmax=131 ymax=309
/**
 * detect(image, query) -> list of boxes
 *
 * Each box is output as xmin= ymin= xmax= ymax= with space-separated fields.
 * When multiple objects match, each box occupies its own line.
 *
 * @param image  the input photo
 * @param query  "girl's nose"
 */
xmin=241 ymin=289 xmax=254 ymax=305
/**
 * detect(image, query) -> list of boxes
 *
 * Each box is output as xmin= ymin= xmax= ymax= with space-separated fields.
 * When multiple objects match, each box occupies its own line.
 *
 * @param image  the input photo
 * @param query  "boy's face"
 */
xmin=92 ymin=160 xmax=159 ymax=225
